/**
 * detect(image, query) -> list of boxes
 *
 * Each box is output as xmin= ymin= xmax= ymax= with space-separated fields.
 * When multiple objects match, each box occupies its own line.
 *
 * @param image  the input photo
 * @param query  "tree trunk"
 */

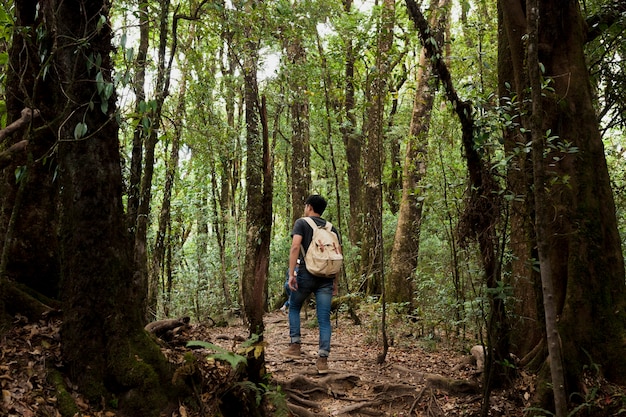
xmin=361 ymin=0 xmax=394 ymax=295
xmin=126 ymin=0 xmax=149 ymax=237
xmin=240 ymin=1 xmax=271 ymax=382
xmin=387 ymin=0 xmax=448 ymax=305
xmin=405 ymin=0 xmax=512 ymax=402
xmin=341 ymin=0 xmax=364 ymax=247
xmin=499 ymin=0 xmax=544 ymax=359
xmin=49 ymin=1 xmax=174 ymax=414
xmin=527 ymin=2 xmax=567 ymax=413
xmin=152 ymin=87 xmax=183 ymax=317
xmin=500 ymin=0 xmax=626 ymax=408
xmin=285 ymin=30 xmax=311 ymax=224
xmin=134 ymin=0 xmax=177 ymax=322
xmin=0 ymin=1 xmax=60 ymax=301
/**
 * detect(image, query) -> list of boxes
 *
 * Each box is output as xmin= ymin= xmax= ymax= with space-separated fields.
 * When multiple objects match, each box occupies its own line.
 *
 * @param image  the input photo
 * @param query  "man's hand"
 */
xmin=288 ymin=274 xmax=298 ymax=292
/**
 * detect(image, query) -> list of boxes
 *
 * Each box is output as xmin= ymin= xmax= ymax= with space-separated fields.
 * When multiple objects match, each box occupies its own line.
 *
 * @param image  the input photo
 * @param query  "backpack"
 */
xmin=300 ymin=217 xmax=343 ymax=277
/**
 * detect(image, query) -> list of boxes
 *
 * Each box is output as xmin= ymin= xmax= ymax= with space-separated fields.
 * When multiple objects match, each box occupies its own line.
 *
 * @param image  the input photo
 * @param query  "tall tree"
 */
xmin=38 ymin=0 xmax=175 ymax=414
xmin=361 ymin=0 xmax=395 ymax=295
xmin=386 ymin=0 xmax=449 ymax=305
xmin=340 ymin=0 xmax=364 ymax=247
xmin=281 ymin=2 xmax=312 ymax=224
xmin=239 ymin=0 xmax=273 ymax=382
xmin=405 ymin=0 xmax=512 ymax=405
xmin=126 ymin=0 xmax=149 ymax=237
xmin=500 ymin=0 xmax=626 ymax=409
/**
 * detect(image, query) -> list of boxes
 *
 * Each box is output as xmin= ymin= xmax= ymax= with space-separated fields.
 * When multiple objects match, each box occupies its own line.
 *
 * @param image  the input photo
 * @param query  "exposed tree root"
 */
xmin=278 ymin=366 xmax=480 ymax=416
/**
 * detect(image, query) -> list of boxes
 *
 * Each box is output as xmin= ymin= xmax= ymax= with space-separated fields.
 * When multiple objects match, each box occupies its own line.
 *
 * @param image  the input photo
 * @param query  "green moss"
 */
xmin=102 ymin=329 xmax=180 ymax=416
xmin=46 ymin=367 xmax=80 ymax=417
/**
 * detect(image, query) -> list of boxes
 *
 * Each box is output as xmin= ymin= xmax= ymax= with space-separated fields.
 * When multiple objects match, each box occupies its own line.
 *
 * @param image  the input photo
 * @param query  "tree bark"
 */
xmin=285 ymin=27 xmax=311 ymax=224
xmin=500 ymin=0 xmax=626 ymax=409
xmin=134 ymin=0 xmax=178 ymax=322
xmin=341 ymin=0 xmax=364 ymax=247
xmin=405 ymin=0 xmax=512 ymax=402
xmin=361 ymin=0 xmax=394 ymax=295
xmin=240 ymin=0 xmax=271 ymax=382
xmin=47 ymin=1 xmax=174 ymax=414
xmin=126 ymin=0 xmax=150 ymax=237
xmin=0 ymin=1 xmax=60 ymax=301
xmin=387 ymin=0 xmax=449 ymax=305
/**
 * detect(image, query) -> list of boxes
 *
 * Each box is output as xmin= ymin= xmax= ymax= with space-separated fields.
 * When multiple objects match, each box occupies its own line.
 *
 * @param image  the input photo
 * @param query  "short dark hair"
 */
xmin=305 ymin=194 xmax=327 ymax=215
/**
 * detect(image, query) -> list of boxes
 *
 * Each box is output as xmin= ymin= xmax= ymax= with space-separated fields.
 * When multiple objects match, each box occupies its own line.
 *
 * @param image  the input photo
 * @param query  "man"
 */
xmin=283 ymin=194 xmax=340 ymax=374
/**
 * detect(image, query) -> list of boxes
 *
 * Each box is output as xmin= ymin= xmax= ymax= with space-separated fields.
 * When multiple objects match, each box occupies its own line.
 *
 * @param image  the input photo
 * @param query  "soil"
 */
xmin=0 ymin=308 xmax=538 ymax=417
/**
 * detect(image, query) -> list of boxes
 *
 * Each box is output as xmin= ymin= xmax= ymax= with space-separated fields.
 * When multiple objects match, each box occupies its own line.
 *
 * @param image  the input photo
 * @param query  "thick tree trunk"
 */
xmin=500 ymin=0 xmax=626 ymax=407
xmin=48 ymin=1 xmax=174 ymax=415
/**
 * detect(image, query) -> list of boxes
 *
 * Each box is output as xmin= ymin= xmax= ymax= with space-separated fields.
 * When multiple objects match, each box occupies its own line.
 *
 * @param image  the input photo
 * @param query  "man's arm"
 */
xmin=288 ymin=234 xmax=303 ymax=291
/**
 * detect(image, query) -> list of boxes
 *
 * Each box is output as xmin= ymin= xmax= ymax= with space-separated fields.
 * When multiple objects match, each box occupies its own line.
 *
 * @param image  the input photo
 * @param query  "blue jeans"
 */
xmin=288 ymin=268 xmax=334 ymax=357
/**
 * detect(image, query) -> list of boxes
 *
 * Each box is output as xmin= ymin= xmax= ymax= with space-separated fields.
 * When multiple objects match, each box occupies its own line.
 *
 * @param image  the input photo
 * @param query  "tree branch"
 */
xmin=0 ymin=108 xmax=40 ymax=169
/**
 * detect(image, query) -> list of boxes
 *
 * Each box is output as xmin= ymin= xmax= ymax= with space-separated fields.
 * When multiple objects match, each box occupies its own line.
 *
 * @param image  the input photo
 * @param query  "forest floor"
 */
xmin=0 ymin=306 xmax=550 ymax=417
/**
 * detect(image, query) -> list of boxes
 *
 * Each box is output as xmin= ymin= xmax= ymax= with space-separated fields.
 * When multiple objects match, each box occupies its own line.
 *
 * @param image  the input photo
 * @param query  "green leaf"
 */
xmin=74 ymin=122 xmax=88 ymax=139
xmin=186 ymin=341 xmax=247 ymax=368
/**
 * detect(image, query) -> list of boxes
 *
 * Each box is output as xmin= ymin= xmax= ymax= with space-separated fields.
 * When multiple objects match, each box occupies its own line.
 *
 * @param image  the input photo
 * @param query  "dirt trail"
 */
xmin=205 ymin=310 xmax=528 ymax=417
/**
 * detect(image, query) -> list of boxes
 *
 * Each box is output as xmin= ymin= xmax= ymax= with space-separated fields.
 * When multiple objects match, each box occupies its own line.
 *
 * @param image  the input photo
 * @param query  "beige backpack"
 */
xmin=300 ymin=217 xmax=343 ymax=277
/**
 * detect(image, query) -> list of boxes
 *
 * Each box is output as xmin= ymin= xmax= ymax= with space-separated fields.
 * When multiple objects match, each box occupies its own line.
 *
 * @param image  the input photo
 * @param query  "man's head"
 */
xmin=305 ymin=194 xmax=327 ymax=215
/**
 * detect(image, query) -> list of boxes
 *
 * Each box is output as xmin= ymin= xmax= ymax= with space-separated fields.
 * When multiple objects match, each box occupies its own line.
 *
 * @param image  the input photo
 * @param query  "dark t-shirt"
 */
xmin=292 ymin=216 xmax=341 ymax=266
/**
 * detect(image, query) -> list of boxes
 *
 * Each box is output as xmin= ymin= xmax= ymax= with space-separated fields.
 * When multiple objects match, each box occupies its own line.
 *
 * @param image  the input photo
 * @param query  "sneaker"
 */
xmin=283 ymin=343 xmax=301 ymax=359
xmin=316 ymin=357 xmax=329 ymax=374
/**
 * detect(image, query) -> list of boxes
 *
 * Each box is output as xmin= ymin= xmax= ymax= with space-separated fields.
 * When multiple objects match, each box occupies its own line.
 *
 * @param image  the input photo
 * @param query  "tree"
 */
xmin=500 ymin=0 xmax=626 ymax=409
xmin=281 ymin=2 xmax=312 ymax=224
xmin=386 ymin=0 xmax=449 ymax=306
xmin=239 ymin=0 xmax=273 ymax=383
xmin=31 ymin=0 xmax=177 ymax=414
xmin=340 ymin=0 xmax=364 ymax=247
xmin=361 ymin=0 xmax=395 ymax=295
xmin=405 ymin=1 xmax=512 ymax=408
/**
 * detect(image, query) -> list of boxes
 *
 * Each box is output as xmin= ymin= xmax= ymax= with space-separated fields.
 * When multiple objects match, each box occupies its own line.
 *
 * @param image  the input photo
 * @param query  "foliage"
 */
xmin=102 ymin=0 xmax=626 ymax=358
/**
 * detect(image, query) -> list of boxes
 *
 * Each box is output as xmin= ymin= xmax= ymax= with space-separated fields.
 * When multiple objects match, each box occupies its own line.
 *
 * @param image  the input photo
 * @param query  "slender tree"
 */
xmin=386 ymin=0 xmax=449 ymax=305
xmin=282 ymin=4 xmax=311 ymax=224
xmin=341 ymin=0 xmax=364 ymax=247
xmin=239 ymin=0 xmax=272 ymax=383
xmin=361 ymin=0 xmax=395 ymax=295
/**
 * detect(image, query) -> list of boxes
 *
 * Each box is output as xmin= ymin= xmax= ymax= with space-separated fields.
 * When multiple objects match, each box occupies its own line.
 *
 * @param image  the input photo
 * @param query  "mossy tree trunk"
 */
xmin=500 ymin=0 xmax=626 ymax=408
xmin=40 ymin=1 xmax=175 ymax=415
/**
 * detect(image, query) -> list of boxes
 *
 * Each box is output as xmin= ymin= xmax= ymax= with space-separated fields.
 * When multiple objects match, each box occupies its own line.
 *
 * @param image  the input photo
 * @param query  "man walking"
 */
xmin=283 ymin=194 xmax=341 ymax=374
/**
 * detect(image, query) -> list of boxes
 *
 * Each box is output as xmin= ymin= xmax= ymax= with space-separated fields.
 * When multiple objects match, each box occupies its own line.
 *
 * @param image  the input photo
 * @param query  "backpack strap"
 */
xmin=300 ymin=216 xmax=334 ymax=258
